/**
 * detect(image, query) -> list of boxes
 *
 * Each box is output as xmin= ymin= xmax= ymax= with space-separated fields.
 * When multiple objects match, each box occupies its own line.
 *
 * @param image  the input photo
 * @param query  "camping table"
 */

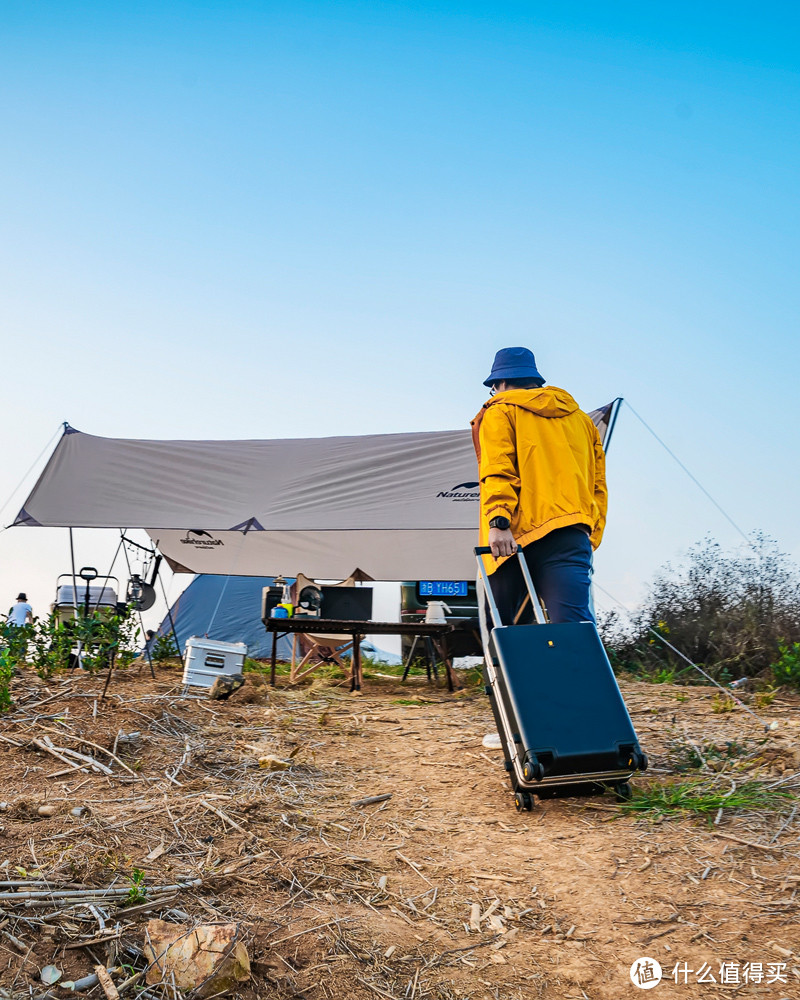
xmin=264 ymin=619 xmax=458 ymax=692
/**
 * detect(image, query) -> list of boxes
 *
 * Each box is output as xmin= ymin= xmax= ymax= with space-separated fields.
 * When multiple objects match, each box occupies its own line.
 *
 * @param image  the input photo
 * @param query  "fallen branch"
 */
xmin=269 ymin=917 xmax=351 ymax=945
xmin=48 ymin=763 xmax=94 ymax=779
xmin=115 ymin=968 xmax=147 ymax=997
xmin=94 ymin=965 xmax=121 ymax=1000
xmin=471 ymin=872 xmax=524 ymax=883
xmin=0 ymin=879 xmax=201 ymax=903
xmin=44 ymin=739 xmax=113 ymax=776
xmin=0 ymin=926 xmax=28 ymax=951
xmin=40 ymin=727 xmax=139 ymax=778
xmin=428 ymin=935 xmax=503 ymax=966
xmin=395 ymin=851 xmax=434 ymax=886
xmin=18 ymin=686 xmax=75 ymax=710
xmin=221 ymin=849 xmax=280 ymax=875
xmin=712 ymin=832 xmax=787 ymax=852
xmin=65 ymin=930 xmax=125 ymax=950
xmin=354 ymin=976 xmax=395 ymax=1000
xmin=43 ymin=971 xmax=103 ymax=996
xmin=0 ymin=880 xmax=62 ymax=888
xmin=351 ymin=794 xmax=392 ymax=808
xmin=643 ymin=926 xmax=680 ymax=945
xmin=31 ymin=738 xmax=96 ymax=774
xmin=108 ymin=895 xmax=178 ymax=920
xmin=199 ymin=800 xmax=256 ymax=839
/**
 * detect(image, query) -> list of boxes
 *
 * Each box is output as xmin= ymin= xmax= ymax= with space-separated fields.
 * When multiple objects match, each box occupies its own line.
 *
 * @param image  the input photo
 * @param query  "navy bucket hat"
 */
xmin=483 ymin=347 xmax=545 ymax=388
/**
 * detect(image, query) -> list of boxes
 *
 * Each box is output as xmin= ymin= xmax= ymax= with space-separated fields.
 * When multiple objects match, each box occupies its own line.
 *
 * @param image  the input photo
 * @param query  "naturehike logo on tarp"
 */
xmin=180 ymin=530 xmax=224 ymax=547
xmin=437 ymin=481 xmax=479 ymax=502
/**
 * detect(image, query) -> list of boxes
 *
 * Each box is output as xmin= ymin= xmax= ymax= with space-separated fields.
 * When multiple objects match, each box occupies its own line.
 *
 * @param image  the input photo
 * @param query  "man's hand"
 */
xmin=488 ymin=526 xmax=517 ymax=558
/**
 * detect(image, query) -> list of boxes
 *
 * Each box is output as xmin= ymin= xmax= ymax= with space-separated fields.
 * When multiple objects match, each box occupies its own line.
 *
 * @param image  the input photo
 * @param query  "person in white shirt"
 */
xmin=7 ymin=593 xmax=33 ymax=627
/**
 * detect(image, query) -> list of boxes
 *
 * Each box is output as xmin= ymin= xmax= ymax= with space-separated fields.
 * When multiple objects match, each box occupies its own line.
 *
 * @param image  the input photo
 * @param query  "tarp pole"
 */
xmin=68 ymin=527 xmax=83 ymax=671
xmin=68 ymin=529 xmax=80 ymax=621
xmin=603 ymin=397 xmax=624 ymax=454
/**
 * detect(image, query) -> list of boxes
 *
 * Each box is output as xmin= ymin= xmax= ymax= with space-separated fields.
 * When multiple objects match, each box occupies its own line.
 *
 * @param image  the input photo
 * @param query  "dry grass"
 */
xmin=0 ymin=662 xmax=798 ymax=1000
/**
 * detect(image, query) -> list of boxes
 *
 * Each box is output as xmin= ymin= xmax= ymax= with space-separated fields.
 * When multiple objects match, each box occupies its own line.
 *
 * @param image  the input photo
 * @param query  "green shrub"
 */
xmin=601 ymin=534 xmax=800 ymax=684
xmin=0 ymin=648 xmax=14 ymax=711
xmin=124 ymin=868 xmax=148 ymax=906
xmin=771 ymin=641 xmax=800 ymax=691
xmin=152 ymin=633 xmax=179 ymax=662
xmin=25 ymin=611 xmax=140 ymax=678
xmin=0 ymin=621 xmax=34 ymax=663
xmin=28 ymin=614 xmax=73 ymax=679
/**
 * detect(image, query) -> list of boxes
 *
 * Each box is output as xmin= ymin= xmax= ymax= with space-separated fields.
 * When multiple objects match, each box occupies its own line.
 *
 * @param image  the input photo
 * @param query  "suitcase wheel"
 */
xmin=522 ymin=759 xmax=545 ymax=782
xmin=514 ymin=790 xmax=534 ymax=812
xmin=627 ymin=750 xmax=649 ymax=772
xmin=614 ymin=782 xmax=633 ymax=802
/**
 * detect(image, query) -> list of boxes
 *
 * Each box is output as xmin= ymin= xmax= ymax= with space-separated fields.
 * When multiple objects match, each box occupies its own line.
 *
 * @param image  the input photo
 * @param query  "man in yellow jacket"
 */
xmin=471 ymin=347 xmax=607 ymax=625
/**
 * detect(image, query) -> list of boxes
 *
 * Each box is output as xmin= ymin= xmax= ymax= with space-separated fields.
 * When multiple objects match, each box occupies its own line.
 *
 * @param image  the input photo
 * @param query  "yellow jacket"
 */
xmin=471 ymin=386 xmax=608 ymax=573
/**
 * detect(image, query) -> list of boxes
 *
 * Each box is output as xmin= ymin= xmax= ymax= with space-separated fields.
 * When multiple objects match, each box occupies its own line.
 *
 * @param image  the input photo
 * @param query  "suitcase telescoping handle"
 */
xmin=475 ymin=546 xmax=547 ymax=628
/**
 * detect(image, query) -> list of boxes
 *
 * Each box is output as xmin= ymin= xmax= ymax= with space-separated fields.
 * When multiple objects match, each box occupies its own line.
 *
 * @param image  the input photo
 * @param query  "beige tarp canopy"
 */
xmin=13 ymin=402 xmax=618 ymax=580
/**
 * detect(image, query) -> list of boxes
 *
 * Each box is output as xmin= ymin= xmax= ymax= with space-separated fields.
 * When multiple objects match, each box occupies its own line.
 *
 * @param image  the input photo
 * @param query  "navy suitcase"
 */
xmin=475 ymin=546 xmax=648 ymax=811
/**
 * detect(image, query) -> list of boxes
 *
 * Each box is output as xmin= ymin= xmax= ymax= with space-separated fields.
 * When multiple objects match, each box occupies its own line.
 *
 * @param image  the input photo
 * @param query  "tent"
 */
xmin=157 ymin=574 xmax=293 ymax=659
xmin=159 ymin=574 xmax=402 ymax=664
xmin=12 ymin=401 xmax=619 ymax=581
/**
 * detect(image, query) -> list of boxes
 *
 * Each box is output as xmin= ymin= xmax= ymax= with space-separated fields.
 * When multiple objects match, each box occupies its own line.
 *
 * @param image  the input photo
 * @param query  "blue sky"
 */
xmin=1 ymin=1 xmax=798 ymax=627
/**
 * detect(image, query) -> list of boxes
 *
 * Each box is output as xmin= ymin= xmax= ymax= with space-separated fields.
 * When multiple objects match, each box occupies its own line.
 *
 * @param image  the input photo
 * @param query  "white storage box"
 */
xmin=182 ymin=636 xmax=247 ymax=688
xmin=53 ymin=584 xmax=120 ymax=625
xmin=56 ymin=584 xmax=118 ymax=608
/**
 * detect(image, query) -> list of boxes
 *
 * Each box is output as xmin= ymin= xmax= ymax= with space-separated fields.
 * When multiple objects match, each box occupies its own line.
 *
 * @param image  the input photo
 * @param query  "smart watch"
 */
xmin=489 ymin=516 xmax=511 ymax=530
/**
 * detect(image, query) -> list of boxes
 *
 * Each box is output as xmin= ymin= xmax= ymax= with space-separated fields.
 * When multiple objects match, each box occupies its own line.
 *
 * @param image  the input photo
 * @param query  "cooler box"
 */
xmin=53 ymin=584 xmax=121 ymax=625
xmin=56 ymin=584 xmax=118 ymax=608
xmin=182 ymin=637 xmax=247 ymax=688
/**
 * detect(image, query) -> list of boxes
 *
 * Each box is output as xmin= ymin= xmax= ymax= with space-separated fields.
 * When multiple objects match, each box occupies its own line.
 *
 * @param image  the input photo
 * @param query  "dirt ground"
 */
xmin=0 ymin=662 xmax=799 ymax=1000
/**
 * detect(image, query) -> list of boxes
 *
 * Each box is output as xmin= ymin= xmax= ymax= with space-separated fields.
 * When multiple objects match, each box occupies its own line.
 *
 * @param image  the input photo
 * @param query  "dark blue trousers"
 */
xmin=488 ymin=525 xmax=595 ymax=626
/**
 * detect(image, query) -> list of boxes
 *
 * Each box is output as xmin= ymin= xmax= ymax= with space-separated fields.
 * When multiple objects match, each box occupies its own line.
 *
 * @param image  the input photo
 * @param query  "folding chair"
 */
xmin=288 ymin=571 xmax=366 ymax=685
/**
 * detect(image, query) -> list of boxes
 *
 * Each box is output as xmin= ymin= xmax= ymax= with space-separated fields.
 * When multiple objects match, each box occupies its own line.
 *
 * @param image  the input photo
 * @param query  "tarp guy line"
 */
xmin=0 ymin=422 xmax=64 ymax=532
xmin=593 ymin=581 xmax=773 ymax=731
xmin=623 ymin=400 xmax=752 ymax=548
